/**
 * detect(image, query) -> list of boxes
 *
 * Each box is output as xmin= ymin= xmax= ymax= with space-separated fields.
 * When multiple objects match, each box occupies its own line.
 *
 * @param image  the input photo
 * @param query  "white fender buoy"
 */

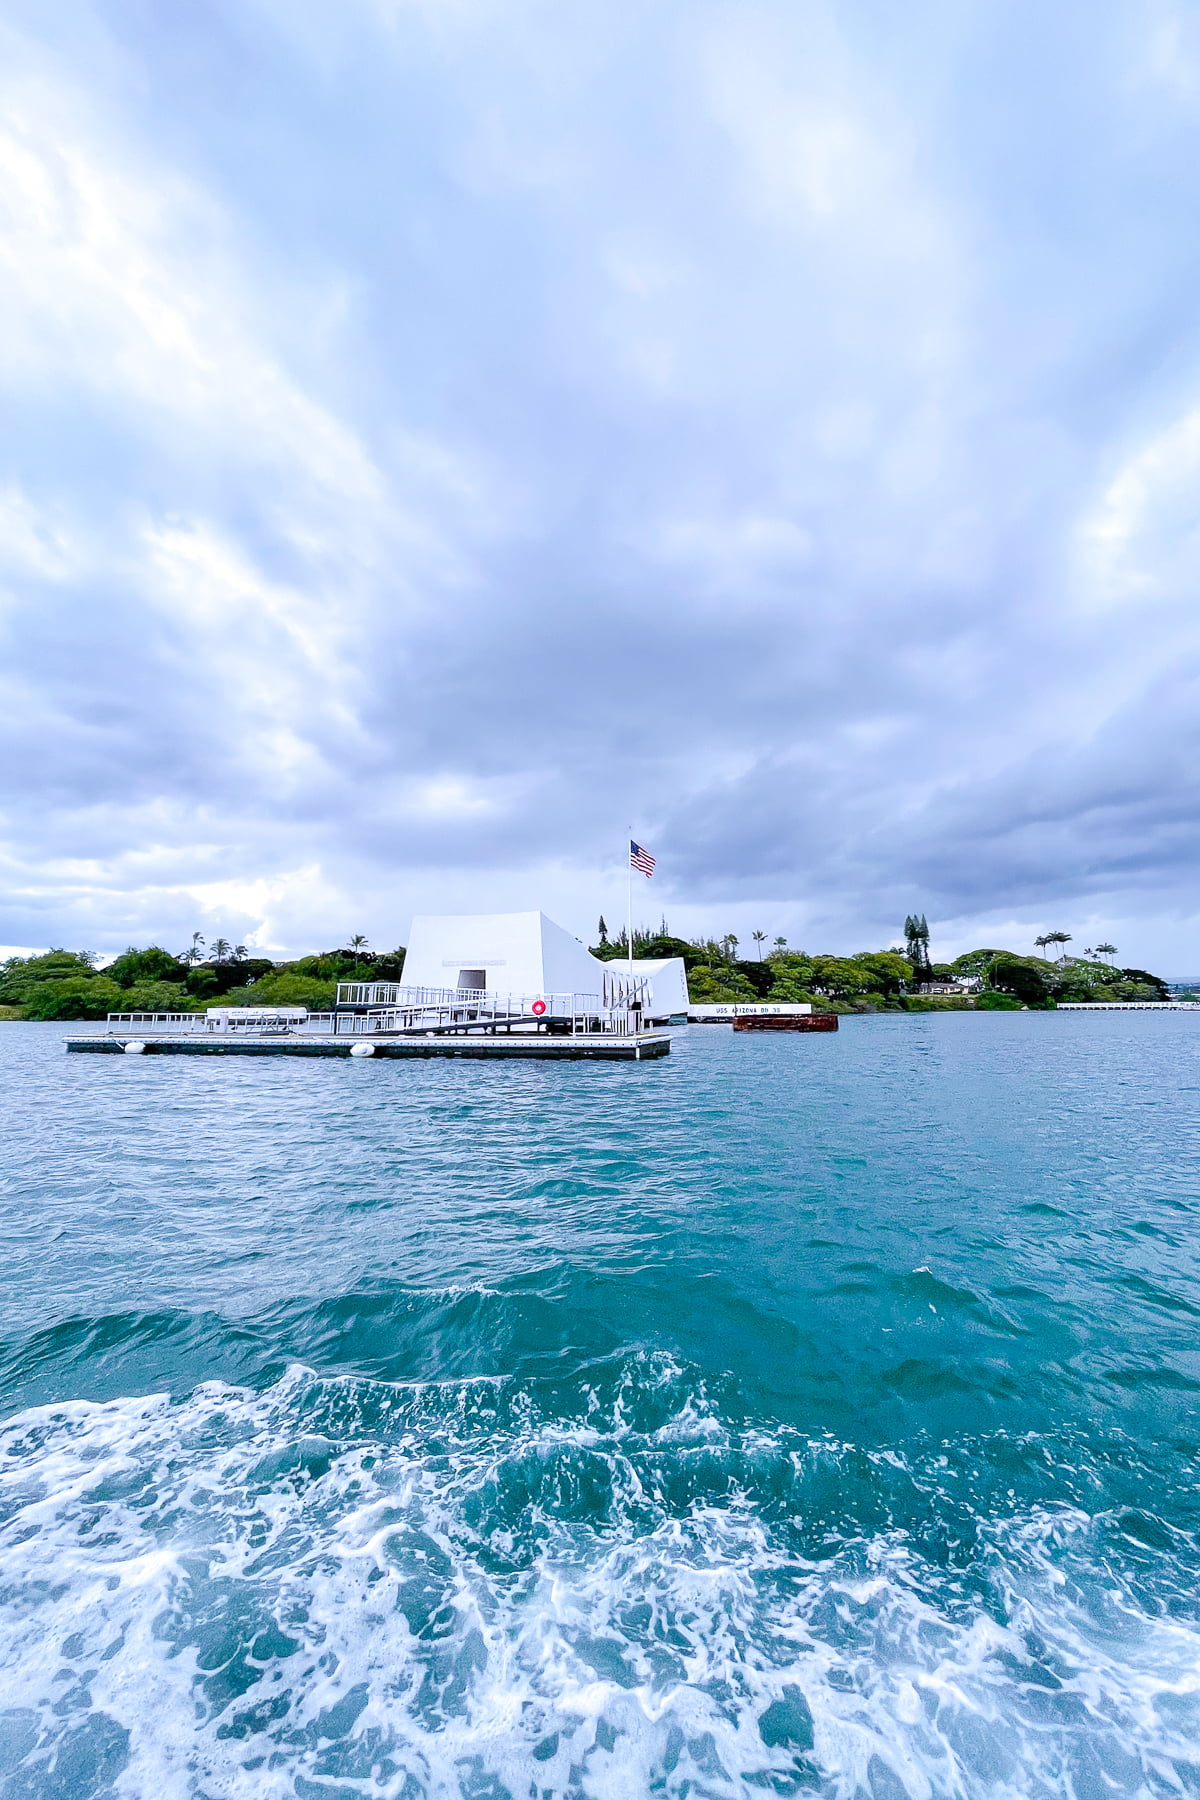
xmin=349 ymin=1042 xmax=376 ymax=1057
xmin=123 ymin=1040 xmax=147 ymax=1055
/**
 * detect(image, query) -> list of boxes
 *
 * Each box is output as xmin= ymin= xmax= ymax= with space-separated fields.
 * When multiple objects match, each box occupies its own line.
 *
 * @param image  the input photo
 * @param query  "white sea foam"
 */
xmin=1 ymin=1362 xmax=1198 ymax=1798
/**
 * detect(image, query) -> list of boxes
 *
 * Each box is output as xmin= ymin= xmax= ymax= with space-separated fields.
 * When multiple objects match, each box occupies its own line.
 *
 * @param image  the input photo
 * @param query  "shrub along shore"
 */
xmin=0 ymin=945 xmax=405 ymax=1021
xmin=591 ymin=932 xmax=1171 ymax=1013
xmin=0 ymin=932 xmax=1172 ymax=1022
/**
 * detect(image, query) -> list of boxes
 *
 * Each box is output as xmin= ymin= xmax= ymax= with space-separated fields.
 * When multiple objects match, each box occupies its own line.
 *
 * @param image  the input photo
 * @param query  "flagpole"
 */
xmin=626 ymin=826 xmax=634 ymax=993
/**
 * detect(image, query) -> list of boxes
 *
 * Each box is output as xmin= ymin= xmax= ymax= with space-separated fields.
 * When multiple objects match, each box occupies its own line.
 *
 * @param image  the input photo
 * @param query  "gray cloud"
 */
xmin=2 ymin=0 xmax=1200 ymax=962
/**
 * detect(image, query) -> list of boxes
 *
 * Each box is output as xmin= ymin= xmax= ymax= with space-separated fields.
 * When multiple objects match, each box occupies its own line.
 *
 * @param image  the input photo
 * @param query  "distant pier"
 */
xmin=1056 ymin=1002 xmax=1200 ymax=1011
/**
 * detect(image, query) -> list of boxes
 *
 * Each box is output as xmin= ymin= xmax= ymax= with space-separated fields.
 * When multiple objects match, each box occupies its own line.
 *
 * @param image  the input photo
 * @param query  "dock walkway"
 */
xmin=66 ymin=1031 xmax=670 ymax=1061
xmin=1056 ymin=1002 xmax=1200 ymax=1011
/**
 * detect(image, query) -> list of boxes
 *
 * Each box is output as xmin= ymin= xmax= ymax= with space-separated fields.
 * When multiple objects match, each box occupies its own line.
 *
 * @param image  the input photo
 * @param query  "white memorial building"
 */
xmin=401 ymin=910 xmax=689 ymax=1024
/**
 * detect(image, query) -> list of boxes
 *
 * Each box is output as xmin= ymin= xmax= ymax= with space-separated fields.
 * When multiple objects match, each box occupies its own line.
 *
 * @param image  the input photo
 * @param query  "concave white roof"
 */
xmin=402 ymin=910 xmax=688 ymax=1016
xmin=403 ymin=911 xmax=607 ymax=998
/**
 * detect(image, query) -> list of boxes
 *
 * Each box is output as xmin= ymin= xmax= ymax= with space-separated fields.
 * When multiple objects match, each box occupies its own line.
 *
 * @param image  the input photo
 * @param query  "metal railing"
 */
xmin=342 ymin=986 xmax=604 ymax=1012
xmin=107 ymin=1014 xmax=204 ymax=1027
xmin=107 ymin=986 xmax=657 ymax=1040
xmin=107 ymin=1009 xmax=316 ymax=1035
xmin=329 ymin=989 xmax=642 ymax=1038
xmin=336 ymin=975 xmax=652 ymax=1010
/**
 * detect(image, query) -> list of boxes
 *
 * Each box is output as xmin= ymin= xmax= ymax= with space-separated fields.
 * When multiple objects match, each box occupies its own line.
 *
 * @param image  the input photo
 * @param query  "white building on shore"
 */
xmin=401 ymin=911 xmax=689 ymax=1023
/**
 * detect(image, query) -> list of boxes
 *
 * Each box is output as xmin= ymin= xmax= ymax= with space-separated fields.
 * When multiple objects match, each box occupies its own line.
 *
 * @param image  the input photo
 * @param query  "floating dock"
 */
xmin=66 ymin=1030 xmax=669 ymax=1061
xmin=66 ymin=983 xmax=671 ymax=1062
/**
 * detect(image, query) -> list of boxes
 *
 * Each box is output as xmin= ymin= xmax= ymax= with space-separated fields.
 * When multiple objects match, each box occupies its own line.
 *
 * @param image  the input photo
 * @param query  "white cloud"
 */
xmin=1079 ymin=403 xmax=1200 ymax=607
xmin=0 ymin=60 xmax=384 ymax=522
xmin=657 ymin=513 xmax=812 ymax=574
xmin=0 ymin=486 xmax=80 ymax=583
xmin=1144 ymin=1 xmax=1200 ymax=99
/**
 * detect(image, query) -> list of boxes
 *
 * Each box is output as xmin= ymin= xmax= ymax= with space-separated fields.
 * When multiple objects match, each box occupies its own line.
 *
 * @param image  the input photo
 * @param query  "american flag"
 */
xmin=630 ymin=839 xmax=656 ymax=877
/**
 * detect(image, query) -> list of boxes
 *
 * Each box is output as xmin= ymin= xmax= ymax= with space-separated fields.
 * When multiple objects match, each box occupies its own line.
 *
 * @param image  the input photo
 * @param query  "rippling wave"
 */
xmin=4 ymin=1348 xmax=1200 ymax=1798
xmin=3 ymin=1015 xmax=1200 ymax=1795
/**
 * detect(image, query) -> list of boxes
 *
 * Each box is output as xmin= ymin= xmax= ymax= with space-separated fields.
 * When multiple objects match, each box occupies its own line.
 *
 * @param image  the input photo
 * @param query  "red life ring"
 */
xmin=531 ymin=999 xmax=547 ymax=1016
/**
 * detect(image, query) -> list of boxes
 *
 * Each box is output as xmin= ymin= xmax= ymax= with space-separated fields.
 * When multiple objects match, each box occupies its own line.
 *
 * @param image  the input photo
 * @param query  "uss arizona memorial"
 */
xmin=76 ymin=911 xmax=696 ymax=1060
xmin=359 ymin=909 xmax=690 ymax=1024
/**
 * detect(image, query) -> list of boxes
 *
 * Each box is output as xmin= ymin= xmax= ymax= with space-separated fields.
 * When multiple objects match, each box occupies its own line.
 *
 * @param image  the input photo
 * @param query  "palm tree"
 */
xmin=233 ymin=945 xmax=248 ymax=962
xmin=1045 ymin=931 xmax=1072 ymax=960
xmin=348 ymin=934 xmax=369 ymax=958
xmin=752 ymin=931 xmax=767 ymax=960
xmin=210 ymin=938 xmax=231 ymax=962
xmin=774 ymin=936 xmax=787 ymax=952
xmin=1095 ymin=942 xmax=1117 ymax=964
xmin=722 ymin=934 xmax=739 ymax=963
xmin=180 ymin=931 xmax=205 ymax=966
xmin=1034 ymin=935 xmax=1050 ymax=959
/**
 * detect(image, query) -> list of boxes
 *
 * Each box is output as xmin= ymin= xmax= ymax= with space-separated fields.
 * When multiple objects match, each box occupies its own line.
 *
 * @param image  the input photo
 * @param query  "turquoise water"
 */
xmin=2 ymin=1014 xmax=1199 ymax=1797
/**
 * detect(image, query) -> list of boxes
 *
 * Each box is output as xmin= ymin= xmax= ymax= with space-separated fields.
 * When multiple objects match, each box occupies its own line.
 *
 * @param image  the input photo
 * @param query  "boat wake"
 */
xmin=2 ymin=1350 xmax=1199 ymax=1797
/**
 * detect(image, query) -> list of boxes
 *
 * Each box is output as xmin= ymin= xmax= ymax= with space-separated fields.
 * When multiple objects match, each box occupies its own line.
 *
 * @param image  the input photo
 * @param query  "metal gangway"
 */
xmin=331 ymin=982 xmax=651 ymax=1039
xmin=106 ymin=982 xmax=654 ymax=1042
xmin=106 ymin=1007 xmax=311 ymax=1036
xmin=337 ymin=968 xmax=649 ymax=1010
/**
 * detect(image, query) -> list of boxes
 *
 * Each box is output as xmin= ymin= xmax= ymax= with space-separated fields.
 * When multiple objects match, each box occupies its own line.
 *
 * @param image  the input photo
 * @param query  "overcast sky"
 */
xmin=2 ymin=0 xmax=1199 ymax=968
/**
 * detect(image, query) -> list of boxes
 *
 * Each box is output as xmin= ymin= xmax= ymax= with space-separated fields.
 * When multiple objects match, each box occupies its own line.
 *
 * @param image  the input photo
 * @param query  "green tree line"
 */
xmin=0 ymin=925 xmax=1172 ymax=1022
xmin=0 ymin=939 xmax=406 ymax=1021
xmin=592 ymin=924 xmax=1171 ymax=1012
